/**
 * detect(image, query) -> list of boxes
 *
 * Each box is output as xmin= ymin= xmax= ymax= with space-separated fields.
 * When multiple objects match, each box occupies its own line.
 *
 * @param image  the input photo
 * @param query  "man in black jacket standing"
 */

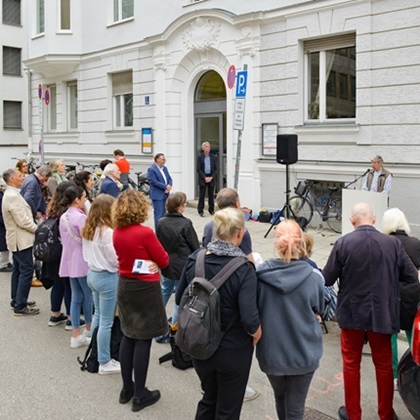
xmin=323 ymin=202 xmax=418 ymax=420
xmin=197 ymin=142 xmax=217 ymax=217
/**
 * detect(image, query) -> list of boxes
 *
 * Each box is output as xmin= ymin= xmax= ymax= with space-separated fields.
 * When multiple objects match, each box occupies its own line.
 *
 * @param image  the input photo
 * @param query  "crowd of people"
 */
xmin=0 ymin=150 xmax=418 ymax=419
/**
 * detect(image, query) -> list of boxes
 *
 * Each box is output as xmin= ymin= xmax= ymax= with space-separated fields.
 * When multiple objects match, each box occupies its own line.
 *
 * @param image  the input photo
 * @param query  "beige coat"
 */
xmin=2 ymin=186 xmax=37 ymax=252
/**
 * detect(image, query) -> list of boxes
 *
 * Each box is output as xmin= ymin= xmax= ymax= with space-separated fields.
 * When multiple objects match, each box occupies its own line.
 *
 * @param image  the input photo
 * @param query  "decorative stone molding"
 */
xmin=182 ymin=18 xmax=221 ymax=51
xmin=153 ymin=44 xmax=168 ymax=70
xmin=235 ymin=24 xmax=259 ymax=57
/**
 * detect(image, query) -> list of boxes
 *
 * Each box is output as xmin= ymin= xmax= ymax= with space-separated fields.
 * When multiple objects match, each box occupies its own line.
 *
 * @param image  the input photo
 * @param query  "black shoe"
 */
xmin=209 ymin=210 xmax=215 ymax=215
xmin=27 ymin=301 xmax=36 ymax=307
xmin=131 ymin=389 xmax=161 ymax=412
xmin=119 ymin=389 xmax=134 ymax=404
xmin=338 ymin=406 xmax=349 ymax=420
xmin=0 ymin=263 xmax=13 ymax=272
xmin=14 ymin=307 xmax=40 ymax=316
xmin=199 ymin=212 xmax=204 ymax=217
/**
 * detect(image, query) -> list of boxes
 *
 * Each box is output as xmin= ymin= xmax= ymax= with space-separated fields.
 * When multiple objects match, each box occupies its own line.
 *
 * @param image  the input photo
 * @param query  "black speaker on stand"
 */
xmin=264 ymin=134 xmax=298 ymax=238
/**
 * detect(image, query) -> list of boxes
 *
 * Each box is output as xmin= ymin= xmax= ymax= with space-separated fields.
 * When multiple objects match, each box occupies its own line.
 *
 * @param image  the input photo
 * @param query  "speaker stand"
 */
xmin=264 ymin=164 xmax=296 ymax=238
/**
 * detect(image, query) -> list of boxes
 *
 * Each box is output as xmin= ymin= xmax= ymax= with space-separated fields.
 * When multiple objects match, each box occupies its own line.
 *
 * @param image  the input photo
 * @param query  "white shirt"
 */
xmin=362 ymin=169 xmax=392 ymax=198
xmin=82 ymin=226 xmax=118 ymax=272
xmin=156 ymin=164 xmax=168 ymax=185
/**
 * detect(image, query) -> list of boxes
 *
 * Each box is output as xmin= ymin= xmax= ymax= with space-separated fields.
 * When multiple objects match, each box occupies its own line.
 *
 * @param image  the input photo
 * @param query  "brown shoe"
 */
xmin=31 ymin=279 xmax=43 ymax=287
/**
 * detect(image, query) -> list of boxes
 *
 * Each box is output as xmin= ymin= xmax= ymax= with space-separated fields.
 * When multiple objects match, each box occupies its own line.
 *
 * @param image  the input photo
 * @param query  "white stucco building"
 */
xmin=20 ymin=0 xmax=420 ymax=229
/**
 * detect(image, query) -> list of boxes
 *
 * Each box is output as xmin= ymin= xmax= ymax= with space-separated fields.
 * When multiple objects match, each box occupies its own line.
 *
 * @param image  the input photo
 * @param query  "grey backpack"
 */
xmin=176 ymin=249 xmax=248 ymax=360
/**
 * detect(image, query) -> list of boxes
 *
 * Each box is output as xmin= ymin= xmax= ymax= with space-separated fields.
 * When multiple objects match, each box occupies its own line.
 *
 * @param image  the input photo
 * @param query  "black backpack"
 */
xmin=78 ymin=317 xmax=123 ymax=373
xmin=33 ymin=218 xmax=62 ymax=262
xmin=159 ymin=336 xmax=193 ymax=370
xmin=176 ymin=249 xmax=248 ymax=360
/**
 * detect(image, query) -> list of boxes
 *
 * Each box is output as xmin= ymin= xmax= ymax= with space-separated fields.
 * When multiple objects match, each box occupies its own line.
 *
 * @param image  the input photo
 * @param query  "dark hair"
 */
xmin=74 ymin=170 xmax=93 ymax=202
xmin=113 ymin=149 xmax=124 ymax=156
xmin=59 ymin=185 xmax=85 ymax=208
xmin=99 ymin=159 xmax=112 ymax=171
xmin=47 ymin=181 xmax=75 ymax=217
xmin=166 ymin=192 xmax=187 ymax=213
xmin=16 ymin=159 xmax=27 ymax=172
xmin=154 ymin=153 xmax=164 ymax=162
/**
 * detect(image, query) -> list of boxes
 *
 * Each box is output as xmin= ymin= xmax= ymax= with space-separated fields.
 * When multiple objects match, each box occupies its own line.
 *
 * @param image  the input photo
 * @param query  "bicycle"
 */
xmin=289 ymin=180 xmax=342 ymax=233
xmin=128 ymin=172 xmax=150 ymax=196
xmin=75 ymin=162 xmax=102 ymax=199
xmin=12 ymin=156 xmax=40 ymax=174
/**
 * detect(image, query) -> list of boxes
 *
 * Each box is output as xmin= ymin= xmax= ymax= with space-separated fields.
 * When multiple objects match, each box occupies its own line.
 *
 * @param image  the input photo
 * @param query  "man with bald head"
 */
xmin=323 ymin=202 xmax=418 ymax=420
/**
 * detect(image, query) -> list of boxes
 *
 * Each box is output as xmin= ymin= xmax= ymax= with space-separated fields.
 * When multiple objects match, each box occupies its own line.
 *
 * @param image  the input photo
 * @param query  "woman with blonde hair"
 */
xmin=112 ymin=189 xmax=169 ymax=412
xmin=256 ymin=219 xmax=324 ymax=420
xmin=176 ymin=207 xmax=261 ymax=420
xmin=82 ymin=194 xmax=120 ymax=375
xmin=46 ymin=159 xmax=68 ymax=201
xmin=382 ymin=207 xmax=420 ymax=389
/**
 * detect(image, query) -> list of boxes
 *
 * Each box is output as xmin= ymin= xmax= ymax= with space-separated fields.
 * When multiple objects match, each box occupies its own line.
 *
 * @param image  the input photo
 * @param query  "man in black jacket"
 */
xmin=196 ymin=142 xmax=217 ymax=217
xmin=323 ymin=202 xmax=418 ymax=420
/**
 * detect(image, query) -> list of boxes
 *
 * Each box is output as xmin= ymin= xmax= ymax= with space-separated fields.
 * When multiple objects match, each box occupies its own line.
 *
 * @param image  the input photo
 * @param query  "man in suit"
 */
xmin=196 ymin=142 xmax=217 ymax=217
xmin=2 ymin=169 xmax=39 ymax=316
xmin=99 ymin=163 xmax=122 ymax=198
xmin=147 ymin=153 xmax=173 ymax=228
xmin=323 ymin=202 xmax=418 ymax=420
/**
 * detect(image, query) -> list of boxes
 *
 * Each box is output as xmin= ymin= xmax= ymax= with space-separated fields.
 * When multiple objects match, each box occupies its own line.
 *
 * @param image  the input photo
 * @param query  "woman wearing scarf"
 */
xmin=46 ymin=160 xmax=68 ymax=202
xmin=176 ymin=207 xmax=261 ymax=420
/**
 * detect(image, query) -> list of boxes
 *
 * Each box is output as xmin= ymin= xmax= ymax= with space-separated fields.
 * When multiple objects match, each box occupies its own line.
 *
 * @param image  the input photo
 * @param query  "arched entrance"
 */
xmin=194 ymin=70 xmax=226 ymax=197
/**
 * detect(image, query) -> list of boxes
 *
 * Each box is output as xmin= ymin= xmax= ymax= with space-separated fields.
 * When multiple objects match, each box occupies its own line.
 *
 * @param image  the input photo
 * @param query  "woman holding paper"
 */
xmin=112 ymin=189 xmax=169 ymax=413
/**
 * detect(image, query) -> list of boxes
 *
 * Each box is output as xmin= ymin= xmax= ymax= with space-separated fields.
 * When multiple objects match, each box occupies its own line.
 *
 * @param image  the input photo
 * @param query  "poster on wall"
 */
xmin=262 ymin=123 xmax=278 ymax=156
xmin=141 ymin=128 xmax=153 ymax=154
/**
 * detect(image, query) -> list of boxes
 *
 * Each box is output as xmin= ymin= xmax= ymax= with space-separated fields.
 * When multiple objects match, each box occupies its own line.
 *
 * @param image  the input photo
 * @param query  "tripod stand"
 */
xmin=264 ymin=164 xmax=297 ymax=238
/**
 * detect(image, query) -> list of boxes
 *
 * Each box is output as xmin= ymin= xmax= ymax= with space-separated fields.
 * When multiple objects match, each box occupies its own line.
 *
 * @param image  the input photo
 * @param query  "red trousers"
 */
xmin=341 ymin=329 xmax=394 ymax=420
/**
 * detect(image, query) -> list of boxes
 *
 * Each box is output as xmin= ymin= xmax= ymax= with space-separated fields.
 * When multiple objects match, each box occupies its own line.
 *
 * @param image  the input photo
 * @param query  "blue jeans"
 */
xmin=161 ymin=276 xmax=179 ymax=325
xmin=11 ymin=247 xmax=34 ymax=311
xmin=267 ymin=371 xmax=315 ymax=420
xmin=87 ymin=270 xmax=118 ymax=365
xmin=69 ymin=276 xmax=93 ymax=328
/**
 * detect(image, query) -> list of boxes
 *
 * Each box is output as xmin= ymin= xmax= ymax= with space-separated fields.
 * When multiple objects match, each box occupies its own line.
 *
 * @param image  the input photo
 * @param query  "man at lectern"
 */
xmin=362 ymin=155 xmax=392 ymax=198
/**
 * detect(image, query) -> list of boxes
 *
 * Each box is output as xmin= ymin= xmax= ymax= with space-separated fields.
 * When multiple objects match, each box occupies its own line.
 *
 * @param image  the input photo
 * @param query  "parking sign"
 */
xmin=235 ymin=71 xmax=248 ymax=98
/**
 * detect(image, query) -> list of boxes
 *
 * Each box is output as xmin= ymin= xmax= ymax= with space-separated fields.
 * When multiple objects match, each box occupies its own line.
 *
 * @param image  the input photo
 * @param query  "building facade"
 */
xmin=23 ymin=0 xmax=420 ymax=230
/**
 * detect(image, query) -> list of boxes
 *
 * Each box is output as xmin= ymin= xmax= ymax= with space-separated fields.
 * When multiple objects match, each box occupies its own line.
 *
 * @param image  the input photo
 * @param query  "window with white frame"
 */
xmin=47 ymin=85 xmax=57 ymax=131
xmin=113 ymin=0 xmax=133 ymax=22
xmin=304 ymin=33 xmax=356 ymax=122
xmin=3 ymin=0 xmax=21 ymax=25
xmin=3 ymin=100 xmax=22 ymax=129
xmin=2 ymin=46 xmax=21 ymax=76
xmin=112 ymin=71 xmax=133 ymax=128
xmin=67 ymin=81 xmax=77 ymax=130
xmin=60 ymin=0 xmax=70 ymax=30
xmin=37 ymin=0 xmax=45 ymax=33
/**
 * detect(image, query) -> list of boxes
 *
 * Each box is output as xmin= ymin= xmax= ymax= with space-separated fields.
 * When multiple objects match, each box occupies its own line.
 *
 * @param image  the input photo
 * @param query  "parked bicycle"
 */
xmin=289 ymin=180 xmax=342 ymax=233
xmin=128 ymin=171 xmax=150 ymax=196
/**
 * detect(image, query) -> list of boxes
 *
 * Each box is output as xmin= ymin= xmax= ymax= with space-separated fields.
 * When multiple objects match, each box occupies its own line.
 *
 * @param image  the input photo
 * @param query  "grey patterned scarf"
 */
xmin=207 ymin=240 xmax=246 ymax=258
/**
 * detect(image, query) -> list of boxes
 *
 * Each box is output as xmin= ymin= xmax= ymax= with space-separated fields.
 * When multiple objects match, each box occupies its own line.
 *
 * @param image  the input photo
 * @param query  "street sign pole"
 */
xmin=38 ymin=84 xmax=44 ymax=165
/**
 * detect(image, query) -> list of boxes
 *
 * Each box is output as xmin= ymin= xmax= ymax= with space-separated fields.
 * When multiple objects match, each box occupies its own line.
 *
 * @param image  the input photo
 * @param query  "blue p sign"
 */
xmin=235 ymin=71 xmax=248 ymax=98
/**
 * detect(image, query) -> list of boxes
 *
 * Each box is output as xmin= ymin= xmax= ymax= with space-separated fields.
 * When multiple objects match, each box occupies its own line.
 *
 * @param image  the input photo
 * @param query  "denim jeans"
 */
xmin=267 ymin=371 xmax=315 ymax=420
xmin=87 ymin=270 xmax=118 ymax=365
xmin=161 ymin=275 xmax=179 ymax=325
xmin=11 ymin=247 xmax=34 ymax=311
xmin=69 ymin=276 xmax=93 ymax=328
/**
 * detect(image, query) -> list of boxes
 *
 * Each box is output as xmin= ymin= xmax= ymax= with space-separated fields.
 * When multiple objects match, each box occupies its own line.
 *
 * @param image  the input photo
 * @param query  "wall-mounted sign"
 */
xmin=262 ymin=123 xmax=278 ymax=156
xmin=141 ymin=128 xmax=153 ymax=154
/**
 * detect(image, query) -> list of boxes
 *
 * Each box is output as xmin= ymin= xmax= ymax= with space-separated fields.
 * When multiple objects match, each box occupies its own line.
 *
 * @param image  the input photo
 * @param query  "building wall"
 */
xmin=24 ymin=0 xmax=420 ymax=231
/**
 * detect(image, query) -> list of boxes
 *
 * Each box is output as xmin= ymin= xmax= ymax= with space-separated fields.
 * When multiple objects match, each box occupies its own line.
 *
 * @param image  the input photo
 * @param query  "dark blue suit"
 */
xmin=99 ymin=176 xmax=120 ymax=198
xmin=20 ymin=174 xmax=46 ymax=218
xmin=147 ymin=164 xmax=173 ymax=228
xmin=197 ymin=152 xmax=217 ymax=215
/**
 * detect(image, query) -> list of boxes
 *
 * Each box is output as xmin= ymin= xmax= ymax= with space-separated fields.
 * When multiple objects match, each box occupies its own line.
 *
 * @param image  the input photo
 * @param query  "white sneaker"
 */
xmin=70 ymin=335 xmax=91 ymax=349
xmin=243 ymin=386 xmax=260 ymax=402
xmin=82 ymin=328 xmax=91 ymax=338
xmin=99 ymin=359 xmax=121 ymax=375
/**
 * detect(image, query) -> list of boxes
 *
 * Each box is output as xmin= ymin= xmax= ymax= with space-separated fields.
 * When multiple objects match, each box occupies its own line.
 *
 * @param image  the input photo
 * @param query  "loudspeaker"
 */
xmin=276 ymin=134 xmax=298 ymax=165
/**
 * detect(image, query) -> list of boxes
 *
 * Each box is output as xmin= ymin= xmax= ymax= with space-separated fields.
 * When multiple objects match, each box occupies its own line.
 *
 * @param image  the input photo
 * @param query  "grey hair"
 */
xmin=382 ymin=208 xmax=411 ymax=235
xmin=49 ymin=159 xmax=64 ymax=172
xmin=202 ymin=142 xmax=210 ymax=149
xmin=36 ymin=165 xmax=53 ymax=177
xmin=2 ymin=168 xmax=18 ymax=184
xmin=372 ymin=155 xmax=383 ymax=164
xmin=103 ymin=163 xmax=119 ymax=176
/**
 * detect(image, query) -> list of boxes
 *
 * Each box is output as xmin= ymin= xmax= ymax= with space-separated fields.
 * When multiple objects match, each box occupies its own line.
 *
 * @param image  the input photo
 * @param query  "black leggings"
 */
xmin=119 ymin=335 xmax=152 ymax=399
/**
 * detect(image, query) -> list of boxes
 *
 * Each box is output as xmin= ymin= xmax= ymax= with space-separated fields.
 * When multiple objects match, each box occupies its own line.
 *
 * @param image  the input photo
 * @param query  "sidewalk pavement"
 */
xmin=0 ymin=206 xmax=412 ymax=420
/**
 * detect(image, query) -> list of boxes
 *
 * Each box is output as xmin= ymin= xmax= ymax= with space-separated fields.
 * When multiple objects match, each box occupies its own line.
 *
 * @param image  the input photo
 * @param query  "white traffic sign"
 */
xmin=233 ymin=98 xmax=245 ymax=131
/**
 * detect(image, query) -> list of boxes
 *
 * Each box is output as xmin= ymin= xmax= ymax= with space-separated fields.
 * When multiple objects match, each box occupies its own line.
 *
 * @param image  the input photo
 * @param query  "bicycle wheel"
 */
xmin=289 ymin=196 xmax=313 ymax=224
xmin=326 ymin=198 xmax=342 ymax=233
xmin=139 ymin=182 xmax=150 ymax=196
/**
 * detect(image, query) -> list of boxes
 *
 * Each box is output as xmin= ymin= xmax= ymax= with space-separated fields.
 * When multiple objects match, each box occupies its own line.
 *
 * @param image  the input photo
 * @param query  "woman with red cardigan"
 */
xmin=112 ymin=189 xmax=169 ymax=413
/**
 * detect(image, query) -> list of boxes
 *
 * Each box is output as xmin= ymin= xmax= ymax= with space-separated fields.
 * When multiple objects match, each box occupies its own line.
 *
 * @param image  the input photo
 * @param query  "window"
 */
xmin=67 ymin=81 xmax=77 ymax=130
xmin=304 ymin=33 xmax=356 ymax=122
xmin=112 ymin=71 xmax=133 ymax=128
xmin=37 ymin=0 xmax=44 ymax=33
xmin=60 ymin=0 xmax=70 ymax=30
xmin=3 ymin=0 xmax=21 ymax=25
xmin=113 ymin=0 xmax=133 ymax=22
xmin=47 ymin=85 xmax=57 ymax=131
xmin=3 ymin=100 xmax=22 ymax=129
xmin=2 ymin=46 xmax=21 ymax=76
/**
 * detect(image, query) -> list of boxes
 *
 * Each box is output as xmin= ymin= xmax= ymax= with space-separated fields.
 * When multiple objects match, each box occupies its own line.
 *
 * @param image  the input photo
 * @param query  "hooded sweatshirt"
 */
xmin=256 ymin=259 xmax=324 ymax=376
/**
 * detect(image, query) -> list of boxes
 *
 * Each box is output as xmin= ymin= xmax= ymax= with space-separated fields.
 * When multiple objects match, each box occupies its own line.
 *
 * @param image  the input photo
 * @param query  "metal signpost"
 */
xmin=37 ymin=85 xmax=49 ymax=165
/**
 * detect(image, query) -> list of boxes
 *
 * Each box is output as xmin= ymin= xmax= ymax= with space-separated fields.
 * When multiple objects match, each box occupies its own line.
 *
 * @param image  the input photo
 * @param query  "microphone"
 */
xmin=363 ymin=168 xmax=371 ymax=176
